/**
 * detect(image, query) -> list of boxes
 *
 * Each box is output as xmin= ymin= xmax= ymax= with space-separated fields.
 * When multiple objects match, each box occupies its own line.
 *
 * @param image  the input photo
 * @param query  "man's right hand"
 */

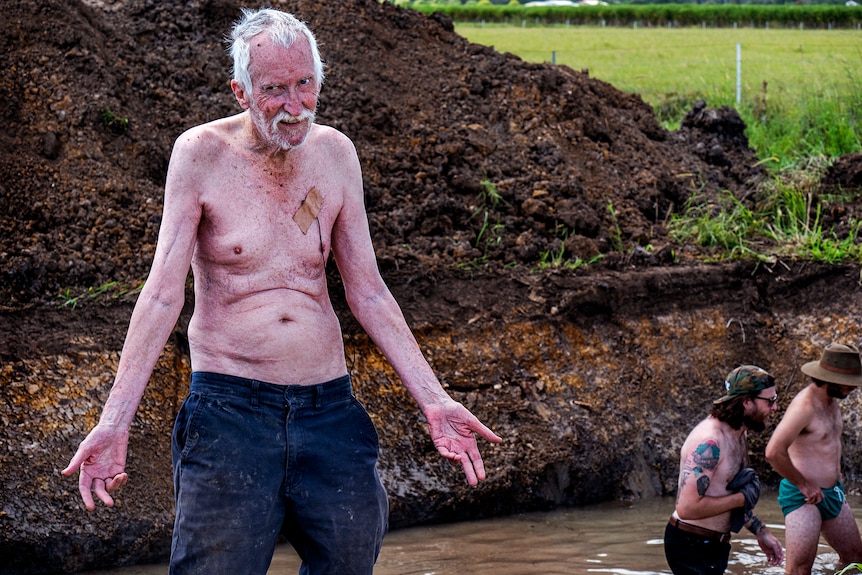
xmin=800 ymin=480 xmax=824 ymax=505
xmin=728 ymin=466 xmax=761 ymax=514
xmin=61 ymin=423 xmax=130 ymax=510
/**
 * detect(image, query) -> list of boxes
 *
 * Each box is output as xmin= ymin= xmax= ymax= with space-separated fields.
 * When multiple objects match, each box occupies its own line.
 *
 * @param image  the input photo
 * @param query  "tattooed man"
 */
xmin=664 ymin=365 xmax=784 ymax=574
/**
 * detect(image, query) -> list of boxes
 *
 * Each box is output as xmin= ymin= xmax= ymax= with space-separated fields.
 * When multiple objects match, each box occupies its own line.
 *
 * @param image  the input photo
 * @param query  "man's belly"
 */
xmin=796 ymin=460 xmax=841 ymax=489
xmin=186 ymin=301 xmax=348 ymax=385
xmin=676 ymin=511 xmax=733 ymax=534
xmin=790 ymin=443 xmax=841 ymax=488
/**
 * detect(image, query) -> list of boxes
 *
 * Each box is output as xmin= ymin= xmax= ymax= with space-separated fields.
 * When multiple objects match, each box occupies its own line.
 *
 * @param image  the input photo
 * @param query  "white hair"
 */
xmin=228 ymin=8 xmax=325 ymax=93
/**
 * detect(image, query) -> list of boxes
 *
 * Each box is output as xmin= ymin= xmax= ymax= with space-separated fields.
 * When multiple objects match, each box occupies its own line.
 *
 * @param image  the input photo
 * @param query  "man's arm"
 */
xmin=747 ymin=515 xmax=785 ymax=566
xmin=765 ymin=395 xmax=822 ymax=503
xmin=61 ymin=132 xmax=203 ymax=508
xmin=675 ymin=438 xmax=745 ymax=520
xmin=328 ymin=133 xmax=501 ymax=485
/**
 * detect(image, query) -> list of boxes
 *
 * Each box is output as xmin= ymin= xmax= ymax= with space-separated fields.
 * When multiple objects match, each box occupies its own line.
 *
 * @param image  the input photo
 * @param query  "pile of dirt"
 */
xmin=0 ymin=0 xmax=796 ymax=311
xmin=6 ymin=2 xmax=862 ymax=573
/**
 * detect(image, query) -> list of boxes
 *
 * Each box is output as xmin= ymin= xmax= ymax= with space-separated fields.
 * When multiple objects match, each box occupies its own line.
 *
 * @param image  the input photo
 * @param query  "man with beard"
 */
xmin=664 ymin=365 xmax=784 ymax=574
xmin=766 ymin=343 xmax=862 ymax=575
xmin=62 ymin=8 xmax=502 ymax=574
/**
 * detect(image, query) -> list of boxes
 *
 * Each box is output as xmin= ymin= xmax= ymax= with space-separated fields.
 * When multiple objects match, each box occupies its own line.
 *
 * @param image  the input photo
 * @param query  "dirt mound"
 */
xmin=1 ymin=0 xmax=772 ymax=309
xmin=821 ymin=151 xmax=862 ymax=193
xmin=6 ymin=3 xmax=862 ymax=572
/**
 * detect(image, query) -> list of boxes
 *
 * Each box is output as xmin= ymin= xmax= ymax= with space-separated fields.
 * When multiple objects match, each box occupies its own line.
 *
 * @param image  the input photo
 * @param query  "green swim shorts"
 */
xmin=778 ymin=478 xmax=846 ymax=520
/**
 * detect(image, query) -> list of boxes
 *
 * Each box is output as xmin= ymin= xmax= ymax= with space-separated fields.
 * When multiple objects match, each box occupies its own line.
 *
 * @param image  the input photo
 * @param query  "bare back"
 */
xmin=175 ymin=114 xmax=358 ymax=385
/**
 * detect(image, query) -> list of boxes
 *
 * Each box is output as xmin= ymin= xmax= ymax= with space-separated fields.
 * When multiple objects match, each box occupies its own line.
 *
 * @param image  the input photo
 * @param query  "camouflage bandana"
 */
xmin=714 ymin=365 xmax=775 ymax=404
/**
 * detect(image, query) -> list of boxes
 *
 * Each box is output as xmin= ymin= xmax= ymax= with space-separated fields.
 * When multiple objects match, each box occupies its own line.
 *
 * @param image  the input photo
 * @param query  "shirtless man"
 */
xmin=664 ymin=365 xmax=784 ymax=574
xmin=766 ymin=343 xmax=862 ymax=575
xmin=61 ymin=8 xmax=501 ymax=574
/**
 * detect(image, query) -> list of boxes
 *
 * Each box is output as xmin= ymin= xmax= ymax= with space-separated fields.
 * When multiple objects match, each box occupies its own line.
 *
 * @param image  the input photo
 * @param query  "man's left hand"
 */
xmin=756 ymin=528 xmax=785 ymax=567
xmin=424 ymin=400 xmax=502 ymax=486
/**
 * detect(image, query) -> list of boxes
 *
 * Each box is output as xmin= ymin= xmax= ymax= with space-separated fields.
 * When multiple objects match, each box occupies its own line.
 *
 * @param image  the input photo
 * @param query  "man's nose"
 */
xmin=279 ymin=90 xmax=304 ymax=116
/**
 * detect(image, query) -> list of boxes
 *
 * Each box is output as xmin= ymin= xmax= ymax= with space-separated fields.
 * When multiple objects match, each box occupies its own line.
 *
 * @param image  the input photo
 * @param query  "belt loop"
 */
xmin=251 ymin=380 xmax=260 ymax=408
xmin=314 ymin=384 xmax=322 ymax=409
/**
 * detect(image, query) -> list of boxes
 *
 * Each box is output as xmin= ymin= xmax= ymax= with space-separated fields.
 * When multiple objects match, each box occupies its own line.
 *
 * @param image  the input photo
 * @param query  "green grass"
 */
xmin=56 ymin=281 xmax=145 ymax=309
xmin=456 ymin=24 xmax=862 ymax=263
xmin=455 ymin=24 xmax=862 ymax=164
xmin=668 ymin=157 xmax=862 ymax=263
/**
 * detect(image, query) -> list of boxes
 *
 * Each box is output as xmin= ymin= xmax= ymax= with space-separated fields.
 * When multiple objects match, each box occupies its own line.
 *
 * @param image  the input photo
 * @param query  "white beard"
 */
xmin=251 ymin=107 xmax=315 ymax=150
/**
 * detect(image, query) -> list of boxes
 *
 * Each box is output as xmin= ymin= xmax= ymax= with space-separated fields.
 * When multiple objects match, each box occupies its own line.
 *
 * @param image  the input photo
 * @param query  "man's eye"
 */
xmin=299 ymin=78 xmax=310 ymax=86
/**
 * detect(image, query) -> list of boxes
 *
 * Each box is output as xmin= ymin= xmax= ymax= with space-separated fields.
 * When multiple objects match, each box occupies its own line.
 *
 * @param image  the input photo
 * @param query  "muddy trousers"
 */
xmin=664 ymin=521 xmax=731 ymax=575
xmin=169 ymin=371 xmax=389 ymax=575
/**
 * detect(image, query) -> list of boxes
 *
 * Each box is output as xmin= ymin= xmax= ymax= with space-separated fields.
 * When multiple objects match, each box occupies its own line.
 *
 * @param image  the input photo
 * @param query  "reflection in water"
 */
xmin=83 ymin=493 xmax=861 ymax=575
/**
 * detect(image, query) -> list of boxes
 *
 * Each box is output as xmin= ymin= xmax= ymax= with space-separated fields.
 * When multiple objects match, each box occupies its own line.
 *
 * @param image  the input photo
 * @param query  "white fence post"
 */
xmin=736 ymin=43 xmax=742 ymax=106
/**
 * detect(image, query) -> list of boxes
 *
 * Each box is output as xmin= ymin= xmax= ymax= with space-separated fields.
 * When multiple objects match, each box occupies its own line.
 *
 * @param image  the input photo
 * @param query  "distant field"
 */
xmin=455 ymin=24 xmax=861 ymax=115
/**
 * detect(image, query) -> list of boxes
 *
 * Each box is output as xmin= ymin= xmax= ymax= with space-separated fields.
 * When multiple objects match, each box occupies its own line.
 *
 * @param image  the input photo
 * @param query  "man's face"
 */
xmin=744 ymin=386 xmax=777 ymax=432
xmin=242 ymin=33 xmax=319 ymax=150
xmin=826 ymin=382 xmax=857 ymax=399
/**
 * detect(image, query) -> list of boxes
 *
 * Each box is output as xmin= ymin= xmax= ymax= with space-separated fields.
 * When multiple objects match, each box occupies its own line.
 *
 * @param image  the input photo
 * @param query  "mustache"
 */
xmin=271 ymin=109 xmax=315 ymax=128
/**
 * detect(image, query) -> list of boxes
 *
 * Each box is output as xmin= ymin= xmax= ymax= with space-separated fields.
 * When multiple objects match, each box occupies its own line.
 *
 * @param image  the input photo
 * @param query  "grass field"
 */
xmin=455 ymin=24 xmax=862 ymax=163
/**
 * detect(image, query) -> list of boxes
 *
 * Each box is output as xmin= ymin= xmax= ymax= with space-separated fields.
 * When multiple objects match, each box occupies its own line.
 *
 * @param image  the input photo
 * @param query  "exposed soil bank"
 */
xmin=3 ymin=0 xmax=862 ymax=573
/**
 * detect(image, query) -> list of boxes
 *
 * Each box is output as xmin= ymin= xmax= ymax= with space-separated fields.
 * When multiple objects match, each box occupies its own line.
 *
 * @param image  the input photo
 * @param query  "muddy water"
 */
xmin=84 ymin=494 xmax=862 ymax=575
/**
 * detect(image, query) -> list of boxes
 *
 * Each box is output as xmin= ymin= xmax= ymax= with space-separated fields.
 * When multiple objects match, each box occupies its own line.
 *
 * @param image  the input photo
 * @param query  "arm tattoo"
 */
xmin=747 ymin=515 xmax=765 ymax=535
xmin=697 ymin=475 xmax=710 ymax=497
xmin=682 ymin=440 xmax=719 ymax=496
xmin=692 ymin=441 xmax=720 ymax=471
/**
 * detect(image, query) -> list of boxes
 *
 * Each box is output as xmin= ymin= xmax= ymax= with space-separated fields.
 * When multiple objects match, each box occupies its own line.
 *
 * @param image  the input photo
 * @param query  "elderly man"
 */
xmin=62 ymin=8 xmax=501 ymax=574
xmin=766 ymin=343 xmax=862 ymax=575
xmin=664 ymin=365 xmax=784 ymax=574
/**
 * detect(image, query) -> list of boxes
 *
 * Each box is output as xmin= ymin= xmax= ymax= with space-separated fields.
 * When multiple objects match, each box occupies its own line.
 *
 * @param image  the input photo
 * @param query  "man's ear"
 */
xmin=231 ymin=79 xmax=251 ymax=110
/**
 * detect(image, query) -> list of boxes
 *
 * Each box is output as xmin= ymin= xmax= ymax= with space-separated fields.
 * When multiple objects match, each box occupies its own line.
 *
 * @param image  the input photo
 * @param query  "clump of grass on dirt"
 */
xmin=470 ymin=177 xmax=506 ymax=258
xmin=670 ymin=155 xmax=862 ymax=264
xmin=57 ymin=281 xmax=144 ymax=309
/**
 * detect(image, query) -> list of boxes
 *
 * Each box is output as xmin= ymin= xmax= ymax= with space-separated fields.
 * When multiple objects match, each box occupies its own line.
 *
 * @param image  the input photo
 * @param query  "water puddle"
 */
xmin=83 ymin=494 xmax=861 ymax=574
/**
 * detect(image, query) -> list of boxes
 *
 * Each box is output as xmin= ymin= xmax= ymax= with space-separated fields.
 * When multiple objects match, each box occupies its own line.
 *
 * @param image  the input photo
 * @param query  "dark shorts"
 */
xmin=664 ymin=521 xmax=732 ymax=575
xmin=170 ymin=371 xmax=389 ymax=575
xmin=778 ymin=478 xmax=845 ymax=520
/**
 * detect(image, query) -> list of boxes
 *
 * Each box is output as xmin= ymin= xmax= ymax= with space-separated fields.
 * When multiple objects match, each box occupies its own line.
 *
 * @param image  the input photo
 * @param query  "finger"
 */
xmin=93 ymin=478 xmax=115 ymax=507
xmin=469 ymin=420 xmax=503 ymax=444
xmin=62 ymin=451 xmax=86 ymax=477
xmin=460 ymin=454 xmax=479 ymax=487
xmin=106 ymin=473 xmax=128 ymax=492
xmin=435 ymin=443 xmax=459 ymax=460
xmin=468 ymin=448 xmax=487 ymax=482
xmin=78 ymin=476 xmax=96 ymax=511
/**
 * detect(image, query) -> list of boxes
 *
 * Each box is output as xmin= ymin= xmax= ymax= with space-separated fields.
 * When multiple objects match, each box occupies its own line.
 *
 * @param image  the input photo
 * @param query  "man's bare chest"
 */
xmin=801 ymin=407 xmax=843 ymax=446
xmin=197 ymin=181 xmax=334 ymax=270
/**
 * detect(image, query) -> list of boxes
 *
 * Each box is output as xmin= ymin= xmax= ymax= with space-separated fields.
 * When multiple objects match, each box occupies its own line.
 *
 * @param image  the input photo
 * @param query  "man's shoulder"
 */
xmin=309 ymin=123 xmax=352 ymax=146
xmin=786 ymin=383 xmax=821 ymax=411
xmin=306 ymin=123 xmax=359 ymax=165
xmin=166 ymin=116 xmax=249 ymax=174
xmin=685 ymin=417 xmax=720 ymax=442
xmin=687 ymin=416 xmax=736 ymax=443
xmin=188 ymin=116 xmax=234 ymax=134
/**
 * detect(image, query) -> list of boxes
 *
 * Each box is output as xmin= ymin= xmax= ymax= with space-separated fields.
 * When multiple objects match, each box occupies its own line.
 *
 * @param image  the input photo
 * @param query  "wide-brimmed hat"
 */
xmin=714 ymin=365 xmax=775 ymax=404
xmin=801 ymin=343 xmax=862 ymax=387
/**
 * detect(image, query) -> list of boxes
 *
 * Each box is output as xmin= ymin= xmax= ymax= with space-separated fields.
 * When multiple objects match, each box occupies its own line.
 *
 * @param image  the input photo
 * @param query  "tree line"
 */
xmin=406 ymin=2 xmax=862 ymax=28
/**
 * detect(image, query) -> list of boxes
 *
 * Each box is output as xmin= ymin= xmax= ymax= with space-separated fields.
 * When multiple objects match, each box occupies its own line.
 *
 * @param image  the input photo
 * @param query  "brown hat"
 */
xmin=714 ymin=365 xmax=775 ymax=404
xmin=801 ymin=343 xmax=862 ymax=387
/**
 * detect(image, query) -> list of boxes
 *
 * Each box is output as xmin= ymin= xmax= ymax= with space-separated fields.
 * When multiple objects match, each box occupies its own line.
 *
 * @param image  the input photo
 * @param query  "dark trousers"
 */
xmin=664 ymin=521 xmax=731 ymax=575
xmin=170 ymin=371 xmax=389 ymax=575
